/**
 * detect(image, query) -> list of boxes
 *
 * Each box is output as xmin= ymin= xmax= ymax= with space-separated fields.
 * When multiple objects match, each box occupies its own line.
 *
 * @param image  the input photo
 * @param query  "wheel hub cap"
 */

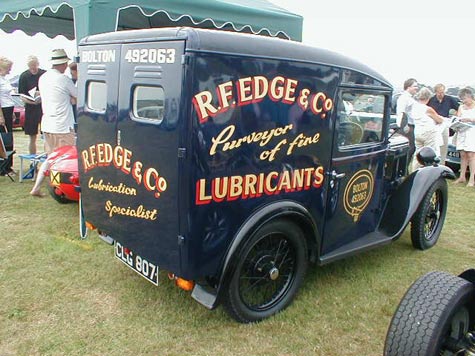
xmin=269 ymin=266 xmax=279 ymax=280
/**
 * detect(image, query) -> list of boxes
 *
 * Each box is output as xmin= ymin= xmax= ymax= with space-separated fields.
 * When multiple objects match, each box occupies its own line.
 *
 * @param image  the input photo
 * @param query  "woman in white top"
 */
xmin=0 ymin=56 xmax=15 ymax=174
xmin=454 ymin=87 xmax=475 ymax=186
xmin=411 ymin=87 xmax=445 ymax=171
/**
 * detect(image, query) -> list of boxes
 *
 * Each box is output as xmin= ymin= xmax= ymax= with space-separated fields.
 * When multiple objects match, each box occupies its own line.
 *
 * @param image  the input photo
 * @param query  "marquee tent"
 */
xmin=0 ymin=0 xmax=303 ymax=42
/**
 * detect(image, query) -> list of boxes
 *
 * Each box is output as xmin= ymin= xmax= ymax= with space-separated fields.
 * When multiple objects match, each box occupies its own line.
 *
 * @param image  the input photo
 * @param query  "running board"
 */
xmin=319 ymin=231 xmax=394 ymax=265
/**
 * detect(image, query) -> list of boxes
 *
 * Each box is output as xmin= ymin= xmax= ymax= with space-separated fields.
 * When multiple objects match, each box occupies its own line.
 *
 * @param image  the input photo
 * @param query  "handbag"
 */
xmin=0 ymin=125 xmax=13 ymax=147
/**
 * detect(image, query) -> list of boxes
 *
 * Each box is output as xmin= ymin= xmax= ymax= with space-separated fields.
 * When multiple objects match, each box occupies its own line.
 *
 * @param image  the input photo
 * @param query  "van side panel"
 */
xmin=181 ymin=52 xmax=339 ymax=278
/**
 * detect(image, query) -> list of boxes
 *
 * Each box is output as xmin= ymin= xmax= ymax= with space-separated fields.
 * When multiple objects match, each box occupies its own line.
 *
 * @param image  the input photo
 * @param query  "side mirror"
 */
xmin=389 ymin=122 xmax=399 ymax=131
xmin=388 ymin=122 xmax=400 ymax=139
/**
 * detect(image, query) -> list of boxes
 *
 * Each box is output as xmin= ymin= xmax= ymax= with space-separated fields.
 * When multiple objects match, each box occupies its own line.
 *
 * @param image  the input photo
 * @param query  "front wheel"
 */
xmin=410 ymin=178 xmax=448 ymax=250
xmin=223 ymin=220 xmax=308 ymax=323
xmin=384 ymin=271 xmax=475 ymax=356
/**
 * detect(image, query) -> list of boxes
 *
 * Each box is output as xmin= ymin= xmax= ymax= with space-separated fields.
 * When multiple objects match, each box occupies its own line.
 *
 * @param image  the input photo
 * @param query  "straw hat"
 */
xmin=50 ymin=49 xmax=70 ymax=65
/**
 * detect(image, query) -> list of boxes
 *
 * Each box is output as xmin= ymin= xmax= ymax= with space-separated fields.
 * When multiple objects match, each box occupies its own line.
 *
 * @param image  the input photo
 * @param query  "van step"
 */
xmin=319 ymin=231 xmax=393 ymax=265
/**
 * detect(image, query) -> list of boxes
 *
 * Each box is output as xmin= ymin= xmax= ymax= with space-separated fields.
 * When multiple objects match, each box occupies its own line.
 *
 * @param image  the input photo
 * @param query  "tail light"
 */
xmin=168 ymin=273 xmax=195 ymax=291
xmin=85 ymin=221 xmax=96 ymax=230
xmin=69 ymin=174 xmax=79 ymax=185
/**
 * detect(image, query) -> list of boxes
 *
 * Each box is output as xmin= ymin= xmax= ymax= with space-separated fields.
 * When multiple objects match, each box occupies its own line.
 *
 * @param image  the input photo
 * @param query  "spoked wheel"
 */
xmin=411 ymin=178 xmax=447 ymax=250
xmin=385 ymin=271 xmax=475 ymax=356
xmin=223 ymin=220 xmax=308 ymax=323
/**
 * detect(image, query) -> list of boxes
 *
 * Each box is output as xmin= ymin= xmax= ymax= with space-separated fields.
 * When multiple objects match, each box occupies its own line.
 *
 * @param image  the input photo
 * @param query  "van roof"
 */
xmin=79 ymin=27 xmax=391 ymax=88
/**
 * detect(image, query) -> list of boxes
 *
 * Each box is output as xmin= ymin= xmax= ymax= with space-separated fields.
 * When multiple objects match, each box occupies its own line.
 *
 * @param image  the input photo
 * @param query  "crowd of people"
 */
xmin=0 ymin=49 xmax=77 ymax=196
xmin=396 ymin=79 xmax=475 ymax=186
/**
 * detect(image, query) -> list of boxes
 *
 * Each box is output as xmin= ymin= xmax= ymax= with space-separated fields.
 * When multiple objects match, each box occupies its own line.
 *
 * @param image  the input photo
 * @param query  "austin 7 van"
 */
xmin=76 ymin=27 xmax=455 ymax=323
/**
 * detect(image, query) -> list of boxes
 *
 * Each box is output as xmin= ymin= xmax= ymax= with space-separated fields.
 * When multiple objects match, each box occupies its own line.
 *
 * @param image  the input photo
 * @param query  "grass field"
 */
xmin=1 ymin=130 xmax=475 ymax=356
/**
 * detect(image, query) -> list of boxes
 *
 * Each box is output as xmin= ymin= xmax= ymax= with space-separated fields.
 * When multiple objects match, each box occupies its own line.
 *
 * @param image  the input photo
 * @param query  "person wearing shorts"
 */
xmin=30 ymin=49 xmax=77 ymax=197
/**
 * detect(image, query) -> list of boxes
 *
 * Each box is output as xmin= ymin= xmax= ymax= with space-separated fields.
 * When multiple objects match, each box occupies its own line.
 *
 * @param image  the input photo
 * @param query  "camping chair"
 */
xmin=18 ymin=152 xmax=47 ymax=182
xmin=0 ymin=129 xmax=15 ymax=182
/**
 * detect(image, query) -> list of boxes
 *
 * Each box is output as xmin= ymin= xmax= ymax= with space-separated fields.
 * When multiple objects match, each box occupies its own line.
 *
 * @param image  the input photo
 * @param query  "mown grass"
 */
xmin=1 ymin=130 xmax=475 ymax=356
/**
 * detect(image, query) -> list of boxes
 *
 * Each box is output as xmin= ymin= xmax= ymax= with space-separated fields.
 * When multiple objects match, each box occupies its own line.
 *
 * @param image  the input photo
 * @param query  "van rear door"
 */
xmin=77 ymin=40 xmax=185 ymax=272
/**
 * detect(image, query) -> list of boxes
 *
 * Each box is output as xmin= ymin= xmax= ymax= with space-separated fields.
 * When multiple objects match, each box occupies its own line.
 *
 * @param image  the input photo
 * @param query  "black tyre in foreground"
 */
xmin=411 ymin=178 xmax=447 ymax=250
xmin=384 ymin=271 xmax=475 ymax=356
xmin=223 ymin=220 xmax=308 ymax=323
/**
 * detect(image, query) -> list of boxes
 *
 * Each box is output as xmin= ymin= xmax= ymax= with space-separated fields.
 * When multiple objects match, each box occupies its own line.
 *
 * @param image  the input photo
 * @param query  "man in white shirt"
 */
xmin=396 ymin=78 xmax=419 ymax=161
xmin=30 ymin=49 xmax=77 ymax=197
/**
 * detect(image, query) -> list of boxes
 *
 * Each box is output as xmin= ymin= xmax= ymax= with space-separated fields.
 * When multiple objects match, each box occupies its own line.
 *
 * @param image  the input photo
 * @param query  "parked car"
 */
xmin=77 ymin=27 xmax=456 ymax=323
xmin=44 ymin=145 xmax=80 ymax=203
xmin=11 ymin=94 xmax=25 ymax=130
xmin=385 ymin=269 xmax=475 ymax=355
xmin=446 ymin=136 xmax=460 ymax=171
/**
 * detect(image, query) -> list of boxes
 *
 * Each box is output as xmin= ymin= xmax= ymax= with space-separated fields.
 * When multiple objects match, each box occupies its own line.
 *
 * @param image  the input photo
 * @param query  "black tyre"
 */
xmin=410 ymin=178 xmax=447 ymax=250
xmin=223 ymin=220 xmax=308 ymax=323
xmin=384 ymin=271 xmax=475 ymax=356
xmin=445 ymin=162 xmax=459 ymax=174
xmin=47 ymin=184 xmax=71 ymax=204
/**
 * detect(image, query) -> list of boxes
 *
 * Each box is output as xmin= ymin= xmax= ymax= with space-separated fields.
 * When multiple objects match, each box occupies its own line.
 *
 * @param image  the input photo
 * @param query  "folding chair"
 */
xmin=0 ymin=130 xmax=15 ymax=182
xmin=18 ymin=152 xmax=47 ymax=182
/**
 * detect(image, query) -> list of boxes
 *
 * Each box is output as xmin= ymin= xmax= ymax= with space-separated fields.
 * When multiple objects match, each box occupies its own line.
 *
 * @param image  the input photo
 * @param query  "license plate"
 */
xmin=447 ymin=151 xmax=459 ymax=158
xmin=114 ymin=242 xmax=159 ymax=285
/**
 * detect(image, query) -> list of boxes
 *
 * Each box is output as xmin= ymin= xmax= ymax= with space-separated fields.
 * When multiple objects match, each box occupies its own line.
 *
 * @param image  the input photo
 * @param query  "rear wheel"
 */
xmin=410 ymin=178 xmax=447 ymax=250
xmin=384 ymin=271 xmax=475 ymax=356
xmin=47 ymin=184 xmax=71 ymax=204
xmin=223 ymin=220 xmax=308 ymax=323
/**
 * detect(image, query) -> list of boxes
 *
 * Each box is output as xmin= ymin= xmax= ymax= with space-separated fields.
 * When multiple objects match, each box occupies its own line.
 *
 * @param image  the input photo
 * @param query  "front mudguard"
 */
xmin=460 ymin=269 xmax=475 ymax=285
xmin=379 ymin=165 xmax=455 ymax=238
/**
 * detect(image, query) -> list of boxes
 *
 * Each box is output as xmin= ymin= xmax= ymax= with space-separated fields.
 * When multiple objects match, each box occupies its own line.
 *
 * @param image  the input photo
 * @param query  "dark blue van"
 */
xmin=76 ymin=27 xmax=454 ymax=323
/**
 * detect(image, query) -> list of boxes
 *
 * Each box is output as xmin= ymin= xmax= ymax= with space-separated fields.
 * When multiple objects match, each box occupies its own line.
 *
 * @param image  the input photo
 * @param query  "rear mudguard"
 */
xmin=191 ymin=200 xmax=318 ymax=310
xmin=379 ymin=165 xmax=455 ymax=238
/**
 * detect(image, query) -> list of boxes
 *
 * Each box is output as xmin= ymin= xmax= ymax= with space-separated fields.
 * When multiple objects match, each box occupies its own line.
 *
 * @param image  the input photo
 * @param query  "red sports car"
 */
xmin=44 ymin=145 xmax=80 ymax=203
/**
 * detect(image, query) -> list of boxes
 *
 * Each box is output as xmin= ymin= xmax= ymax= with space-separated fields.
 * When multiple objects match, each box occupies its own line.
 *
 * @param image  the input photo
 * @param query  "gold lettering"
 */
xmin=217 ymin=81 xmax=234 ymax=111
xmin=253 ymin=76 xmax=268 ymax=102
xmin=193 ymin=91 xmax=219 ymax=124
xmin=81 ymin=149 xmax=92 ymax=172
xmin=237 ymin=77 xmax=253 ymax=103
xmin=210 ymin=125 xmax=235 ymax=155
xmin=228 ymin=176 xmax=243 ymax=201
xmin=196 ymin=179 xmax=212 ymax=205
xmin=104 ymin=200 xmax=158 ymax=220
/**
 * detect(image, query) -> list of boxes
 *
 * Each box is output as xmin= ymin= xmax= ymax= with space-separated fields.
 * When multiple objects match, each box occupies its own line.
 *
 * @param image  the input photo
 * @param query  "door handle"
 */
xmin=327 ymin=170 xmax=346 ymax=180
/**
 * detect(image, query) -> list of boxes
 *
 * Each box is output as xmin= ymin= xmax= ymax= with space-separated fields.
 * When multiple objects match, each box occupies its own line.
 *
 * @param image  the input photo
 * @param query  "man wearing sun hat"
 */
xmin=30 ymin=48 xmax=77 ymax=197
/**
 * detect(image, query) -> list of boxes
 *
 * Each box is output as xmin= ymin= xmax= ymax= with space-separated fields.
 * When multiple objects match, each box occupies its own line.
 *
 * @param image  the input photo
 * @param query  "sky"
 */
xmin=0 ymin=0 xmax=472 ymax=89
xmin=271 ymin=0 xmax=473 ymax=89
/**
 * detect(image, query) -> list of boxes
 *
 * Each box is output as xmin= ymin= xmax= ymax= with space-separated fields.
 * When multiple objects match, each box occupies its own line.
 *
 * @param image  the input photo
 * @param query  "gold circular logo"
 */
xmin=343 ymin=169 xmax=374 ymax=222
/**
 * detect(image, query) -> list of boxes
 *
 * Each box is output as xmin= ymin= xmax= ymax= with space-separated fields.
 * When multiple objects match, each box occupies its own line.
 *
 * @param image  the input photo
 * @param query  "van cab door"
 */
xmin=77 ymin=41 xmax=185 ymax=271
xmin=321 ymin=88 xmax=391 ymax=261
